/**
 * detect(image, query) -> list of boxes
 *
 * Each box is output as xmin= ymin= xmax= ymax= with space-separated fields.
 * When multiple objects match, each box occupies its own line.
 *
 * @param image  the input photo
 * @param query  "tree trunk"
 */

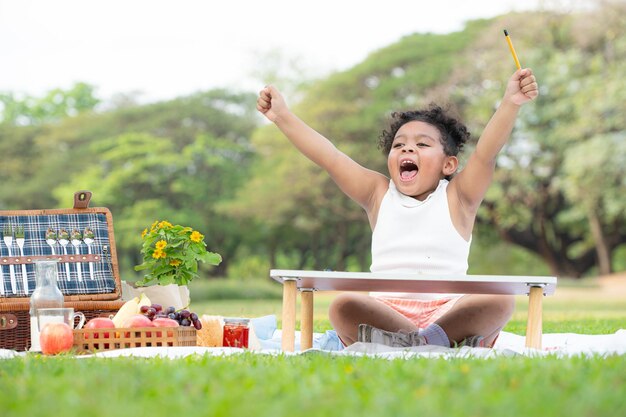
xmin=588 ymin=209 xmax=612 ymax=275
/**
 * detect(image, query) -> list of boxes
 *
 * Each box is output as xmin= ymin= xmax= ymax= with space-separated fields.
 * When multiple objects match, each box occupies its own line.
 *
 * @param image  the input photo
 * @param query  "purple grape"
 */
xmin=166 ymin=306 xmax=176 ymax=315
xmin=139 ymin=305 xmax=150 ymax=313
xmin=193 ymin=319 xmax=202 ymax=330
xmin=179 ymin=310 xmax=191 ymax=319
xmin=152 ymin=304 xmax=163 ymax=313
xmin=180 ymin=318 xmax=191 ymax=327
xmin=190 ymin=312 xmax=198 ymax=322
xmin=168 ymin=313 xmax=177 ymax=320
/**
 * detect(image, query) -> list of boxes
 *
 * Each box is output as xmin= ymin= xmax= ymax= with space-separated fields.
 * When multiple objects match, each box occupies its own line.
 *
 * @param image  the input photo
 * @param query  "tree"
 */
xmin=1 ymin=89 xmax=260 ymax=279
xmin=0 ymin=82 xmax=99 ymax=125
xmin=459 ymin=5 xmax=626 ymax=277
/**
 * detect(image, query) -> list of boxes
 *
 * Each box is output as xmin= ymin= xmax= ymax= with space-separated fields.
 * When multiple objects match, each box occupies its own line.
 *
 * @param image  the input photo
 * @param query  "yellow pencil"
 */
xmin=503 ymin=29 xmax=521 ymax=70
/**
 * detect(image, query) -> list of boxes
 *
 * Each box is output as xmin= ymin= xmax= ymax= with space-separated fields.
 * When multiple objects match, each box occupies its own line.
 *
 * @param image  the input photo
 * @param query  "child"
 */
xmin=257 ymin=68 xmax=538 ymax=348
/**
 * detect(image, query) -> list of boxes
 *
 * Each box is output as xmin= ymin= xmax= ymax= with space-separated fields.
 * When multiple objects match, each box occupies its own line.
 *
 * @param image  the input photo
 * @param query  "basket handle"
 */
xmin=73 ymin=190 xmax=93 ymax=209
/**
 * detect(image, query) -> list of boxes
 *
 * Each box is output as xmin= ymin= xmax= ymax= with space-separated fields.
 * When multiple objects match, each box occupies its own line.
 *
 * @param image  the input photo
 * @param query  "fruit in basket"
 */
xmin=153 ymin=317 xmax=179 ymax=327
xmin=124 ymin=314 xmax=155 ymax=328
xmin=123 ymin=314 xmax=155 ymax=338
xmin=84 ymin=317 xmax=115 ymax=338
xmin=112 ymin=293 xmax=151 ymax=327
xmin=153 ymin=317 xmax=179 ymax=337
xmin=40 ymin=322 xmax=74 ymax=355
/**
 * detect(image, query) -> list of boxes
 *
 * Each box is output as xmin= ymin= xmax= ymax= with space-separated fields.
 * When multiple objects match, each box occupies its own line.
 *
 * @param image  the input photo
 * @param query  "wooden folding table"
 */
xmin=270 ymin=269 xmax=557 ymax=351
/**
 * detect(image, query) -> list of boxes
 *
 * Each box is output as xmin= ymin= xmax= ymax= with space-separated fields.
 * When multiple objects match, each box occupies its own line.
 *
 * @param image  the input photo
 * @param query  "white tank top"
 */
xmin=370 ymin=179 xmax=471 ymax=300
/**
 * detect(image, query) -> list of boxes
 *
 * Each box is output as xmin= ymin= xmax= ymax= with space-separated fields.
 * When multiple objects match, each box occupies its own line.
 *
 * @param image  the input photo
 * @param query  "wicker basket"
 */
xmin=73 ymin=326 xmax=197 ymax=353
xmin=1 ymin=191 xmax=125 ymax=351
xmin=1 ymin=300 xmax=124 ymax=351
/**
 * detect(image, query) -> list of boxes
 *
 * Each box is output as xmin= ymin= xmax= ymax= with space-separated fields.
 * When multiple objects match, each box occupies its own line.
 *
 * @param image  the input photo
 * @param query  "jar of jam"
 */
xmin=222 ymin=318 xmax=250 ymax=348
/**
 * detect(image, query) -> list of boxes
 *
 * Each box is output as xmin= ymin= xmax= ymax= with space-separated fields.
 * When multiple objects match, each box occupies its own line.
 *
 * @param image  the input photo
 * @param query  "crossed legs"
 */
xmin=328 ymin=293 xmax=515 ymax=347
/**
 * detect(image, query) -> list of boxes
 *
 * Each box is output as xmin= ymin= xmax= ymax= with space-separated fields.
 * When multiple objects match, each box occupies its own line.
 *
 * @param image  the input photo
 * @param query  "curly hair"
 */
xmin=378 ymin=104 xmax=470 ymax=157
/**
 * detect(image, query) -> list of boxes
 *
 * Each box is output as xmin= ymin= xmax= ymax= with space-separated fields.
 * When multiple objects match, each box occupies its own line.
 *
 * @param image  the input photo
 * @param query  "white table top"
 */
xmin=270 ymin=269 xmax=557 ymax=296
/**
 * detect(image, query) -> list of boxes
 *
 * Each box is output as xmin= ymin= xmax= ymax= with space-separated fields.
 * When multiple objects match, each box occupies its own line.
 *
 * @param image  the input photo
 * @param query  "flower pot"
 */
xmin=121 ymin=281 xmax=190 ymax=310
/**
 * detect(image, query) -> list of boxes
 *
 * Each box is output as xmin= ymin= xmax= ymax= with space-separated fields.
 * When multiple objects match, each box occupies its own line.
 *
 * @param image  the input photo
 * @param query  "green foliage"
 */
xmin=226 ymin=253 xmax=272 ymax=282
xmin=0 ymin=82 xmax=99 ymax=125
xmin=0 ymin=89 xmax=259 ymax=280
xmin=134 ymin=220 xmax=222 ymax=286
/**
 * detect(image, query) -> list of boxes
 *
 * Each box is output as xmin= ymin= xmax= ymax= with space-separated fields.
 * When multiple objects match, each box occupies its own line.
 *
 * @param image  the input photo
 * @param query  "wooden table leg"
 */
xmin=300 ymin=289 xmax=314 ymax=351
xmin=281 ymin=279 xmax=298 ymax=352
xmin=525 ymin=285 xmax=544 ymax=349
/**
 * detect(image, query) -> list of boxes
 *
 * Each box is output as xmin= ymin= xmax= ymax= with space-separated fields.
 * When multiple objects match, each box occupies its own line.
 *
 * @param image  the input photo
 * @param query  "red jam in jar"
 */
xmin=222 ymin=318 xmax=250 ymax=348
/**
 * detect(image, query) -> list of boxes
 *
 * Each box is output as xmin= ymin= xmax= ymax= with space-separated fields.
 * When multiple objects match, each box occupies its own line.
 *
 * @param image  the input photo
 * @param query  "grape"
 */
xmin=180 ymin=318 xmax=191 ymax=327
xmin=168 ymin=313 xmax=177 ymax=320
xmin=179 ymin=310 xmax=191 ymax=319
xmin=192 ymin=319 xmax=202 ymax=330
xmin=152 ymin=304 xmax=163 ymax=313
xmin=190 ymin=312 xmax=198 ymax=322
xmin=166 ymin=306 xmax=176 ymax=315
xmin=139 ymin=305 xmax=150 ymax=314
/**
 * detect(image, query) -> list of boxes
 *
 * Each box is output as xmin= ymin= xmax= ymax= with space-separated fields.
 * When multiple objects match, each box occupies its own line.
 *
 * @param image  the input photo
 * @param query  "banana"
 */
xmin=112 ymin=293 xmax=151 ymax=328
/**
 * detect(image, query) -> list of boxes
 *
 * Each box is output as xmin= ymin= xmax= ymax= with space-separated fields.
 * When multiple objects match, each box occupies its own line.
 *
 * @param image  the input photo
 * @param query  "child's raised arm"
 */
xmin=257 ymin=86 xmax=388 ymax=214
xmin=451 ymin=68 xmax=538 ymax=216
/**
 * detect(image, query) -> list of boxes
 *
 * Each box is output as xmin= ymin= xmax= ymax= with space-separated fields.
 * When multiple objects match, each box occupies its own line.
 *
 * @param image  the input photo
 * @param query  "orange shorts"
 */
xmin=374 ymin=296 xmax=462 ymax=330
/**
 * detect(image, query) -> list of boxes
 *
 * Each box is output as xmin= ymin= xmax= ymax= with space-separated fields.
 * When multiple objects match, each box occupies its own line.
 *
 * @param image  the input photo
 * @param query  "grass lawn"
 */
xmin=2 ymin=277 xmax=625 ymax=417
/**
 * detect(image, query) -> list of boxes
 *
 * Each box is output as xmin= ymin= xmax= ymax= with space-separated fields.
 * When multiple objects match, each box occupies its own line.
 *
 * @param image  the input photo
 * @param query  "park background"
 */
xmin=2 ymin=2 xmax=625 ymax=417
xmin=1 ymin=0 xmax=625 ymax=293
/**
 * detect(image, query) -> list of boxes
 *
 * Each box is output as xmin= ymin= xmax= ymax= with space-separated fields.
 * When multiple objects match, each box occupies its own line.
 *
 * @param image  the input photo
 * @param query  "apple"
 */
xmin=124 ymin=314 xmax=155 ymax=328
xmin=40 ymin=322 xmax=74 ymax=355
xmin=152 ymin=317 xmax=179 ymax=327
xmin=123 ymin=314 xmax=155 ymax=338
xmin=84 ymin=317 xmax=115 ymax=339
xmin=153 ymin=317 xmax=179 ymax=337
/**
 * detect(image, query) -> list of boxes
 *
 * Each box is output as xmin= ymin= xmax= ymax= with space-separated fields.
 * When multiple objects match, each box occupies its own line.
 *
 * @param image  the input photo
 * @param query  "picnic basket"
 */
xmin=73 ymin=326 xmax=197 ymax=353
xmin=0 ymin=191 xmax=126 ymax=351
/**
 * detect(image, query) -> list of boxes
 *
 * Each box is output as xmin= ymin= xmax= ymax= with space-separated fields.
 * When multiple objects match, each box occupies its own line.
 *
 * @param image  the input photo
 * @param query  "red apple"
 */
xmin=153 ymin=317 xmax=179 ymax=337
xmin=123 ymin=314 xmax=155 ymax=338
xmin=124 ymin=314 xmax=155 ymax=328
xmin=152 ymin=318 xmax=179 ymax=327
xmin=84 ymin=317 xmax=115 ymax=339
xmin=40 ymin=322 xmax=74 ymax=355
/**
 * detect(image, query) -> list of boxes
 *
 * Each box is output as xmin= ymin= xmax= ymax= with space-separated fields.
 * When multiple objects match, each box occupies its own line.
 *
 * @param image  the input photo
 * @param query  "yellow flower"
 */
xmin=155 ymin=240 xmax=167 ymax=250
xmin=141 ymin=228 xmax=148 ymax=238
xmin=152 ymin=249 xmax=164 ymax=259
xmin=150 ymin=221 xmax=159 ymax=231
xmin=158 ymin=220 xmax=173 ymax=229
xmin=190 ymin=231 xmax=203 ymax=243
xmin=169 ymin=259 xmax=181 ymax=267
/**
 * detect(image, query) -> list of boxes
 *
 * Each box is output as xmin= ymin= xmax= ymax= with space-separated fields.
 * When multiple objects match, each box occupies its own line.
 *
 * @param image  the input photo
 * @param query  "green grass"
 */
xmin=191 ymin=291 xmax=626 ymax=334
xmin=2 ymin=288 xmax=625 ymax=417
xmin=2 ymin=354 xmax=626 ymax=417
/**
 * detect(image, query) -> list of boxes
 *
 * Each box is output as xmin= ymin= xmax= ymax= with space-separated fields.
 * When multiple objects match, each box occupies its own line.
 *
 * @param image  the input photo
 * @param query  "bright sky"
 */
xmin=0 ymin=0 xmax=547 ymax=103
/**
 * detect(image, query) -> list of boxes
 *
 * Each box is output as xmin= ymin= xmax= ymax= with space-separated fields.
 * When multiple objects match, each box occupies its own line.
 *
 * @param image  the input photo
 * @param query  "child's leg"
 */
xmin=328 ymin=293 xmax=418 ymax=346
xmin=434 ymin=294 xmax=515 ymax=347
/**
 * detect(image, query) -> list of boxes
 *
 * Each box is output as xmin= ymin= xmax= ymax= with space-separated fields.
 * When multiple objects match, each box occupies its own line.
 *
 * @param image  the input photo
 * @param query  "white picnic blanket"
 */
xmin=2 ymin=329 xmax=625 ymax=359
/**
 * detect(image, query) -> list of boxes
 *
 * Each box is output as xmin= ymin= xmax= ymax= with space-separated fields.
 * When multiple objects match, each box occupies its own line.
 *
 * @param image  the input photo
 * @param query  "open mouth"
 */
xmin=399 ymin=159 xmax=418 ymax=181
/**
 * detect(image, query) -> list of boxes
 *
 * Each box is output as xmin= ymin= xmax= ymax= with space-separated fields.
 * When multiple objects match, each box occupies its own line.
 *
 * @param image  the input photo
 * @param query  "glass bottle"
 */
xmin=29 ymin=260 xmax=64 ymax=351
xmin=222 ymin=318 xmax=250 ymax=348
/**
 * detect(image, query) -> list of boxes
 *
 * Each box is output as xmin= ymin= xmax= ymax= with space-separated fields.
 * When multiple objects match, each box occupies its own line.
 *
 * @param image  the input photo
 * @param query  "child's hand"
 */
xmin=257 ymin=85 xmax=288 ymax=122
xmin=504 ymin=68 xmax=539 ymax=106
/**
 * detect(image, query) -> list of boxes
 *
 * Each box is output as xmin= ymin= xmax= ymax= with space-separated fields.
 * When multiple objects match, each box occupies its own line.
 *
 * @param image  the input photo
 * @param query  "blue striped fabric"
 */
xmin=1 ymin=214 xmax=117 ymax=297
